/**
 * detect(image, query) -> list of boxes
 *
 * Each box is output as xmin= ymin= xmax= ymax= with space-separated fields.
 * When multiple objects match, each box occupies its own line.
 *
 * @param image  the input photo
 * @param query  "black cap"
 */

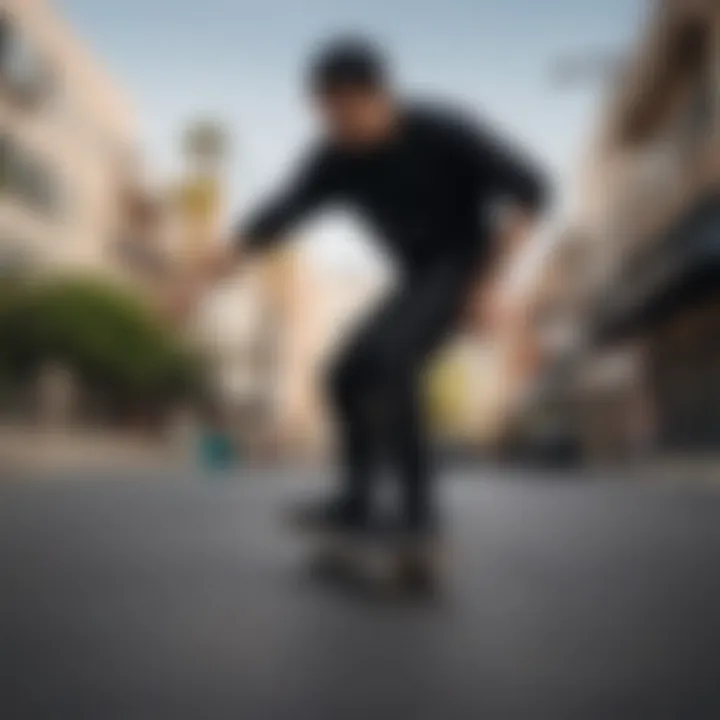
xmin=308 ymin=37 xmax=388 ymax=95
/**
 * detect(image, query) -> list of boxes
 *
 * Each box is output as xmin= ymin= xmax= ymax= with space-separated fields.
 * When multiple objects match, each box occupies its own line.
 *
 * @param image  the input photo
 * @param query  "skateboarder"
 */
xmin=171 ymin=37 xmax=550 ymax=586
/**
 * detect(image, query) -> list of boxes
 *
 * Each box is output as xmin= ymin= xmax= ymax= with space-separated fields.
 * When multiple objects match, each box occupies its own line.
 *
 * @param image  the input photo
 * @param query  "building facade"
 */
xmin=0 ymin=0 xmax=137 ymax=277
xmin=512 ymin=0 xmax=720 ymax=461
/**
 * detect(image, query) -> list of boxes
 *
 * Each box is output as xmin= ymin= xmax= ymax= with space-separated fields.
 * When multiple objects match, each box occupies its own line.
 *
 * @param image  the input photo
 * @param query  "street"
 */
xmin=1 ymin=468 xmax=720 ymax=719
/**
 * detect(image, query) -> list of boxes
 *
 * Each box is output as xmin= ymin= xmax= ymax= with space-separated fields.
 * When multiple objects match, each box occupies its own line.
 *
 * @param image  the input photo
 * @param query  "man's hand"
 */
xmin=463 ymin=207 xmax=538 ymax=337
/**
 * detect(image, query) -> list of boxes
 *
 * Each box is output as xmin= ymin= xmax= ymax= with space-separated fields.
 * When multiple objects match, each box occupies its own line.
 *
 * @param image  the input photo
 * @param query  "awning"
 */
xmin=593 ymin=194 xmax=720 ymax=342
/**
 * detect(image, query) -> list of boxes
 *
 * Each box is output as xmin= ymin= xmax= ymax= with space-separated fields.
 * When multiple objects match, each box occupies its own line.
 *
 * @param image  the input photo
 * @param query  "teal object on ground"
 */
xmin=199 ymin=430 xmax=236 ymax=470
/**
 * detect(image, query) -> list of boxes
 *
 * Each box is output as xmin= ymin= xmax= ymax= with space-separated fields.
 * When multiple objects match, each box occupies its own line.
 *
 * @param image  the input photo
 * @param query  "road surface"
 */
xmin=1 ymin=468 xmax=719 ymax=719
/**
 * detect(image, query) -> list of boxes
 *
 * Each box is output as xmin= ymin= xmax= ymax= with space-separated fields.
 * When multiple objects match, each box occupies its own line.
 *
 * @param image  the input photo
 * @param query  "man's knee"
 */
xmin=327 ymin=349 xmax=399 ymax=412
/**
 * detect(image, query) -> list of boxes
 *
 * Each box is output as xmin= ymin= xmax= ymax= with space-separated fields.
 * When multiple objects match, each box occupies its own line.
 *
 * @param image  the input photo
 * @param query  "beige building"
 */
xmin=510 ymin=0 xmax=720 ymax=460
xmin=268 ymin=249 xmax=386 ymax=455
xmin=0 ymin=0 xmax=137 ymax=276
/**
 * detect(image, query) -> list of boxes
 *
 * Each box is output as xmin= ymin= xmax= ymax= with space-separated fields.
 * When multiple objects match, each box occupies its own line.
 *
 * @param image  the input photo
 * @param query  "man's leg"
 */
xmin=391 ymin=372 xmax=434 ymax=534
xmin=371 ymin=262 xmax=473 ymax=536
xmin=308 ymin=259 xmax=471 ymax=537
xmin=326 ymin=337 xmax=383 ymax=525
xmin=326 ymin=260 xmax=472 ymax=536
xmin=323 ymin=277 xmax=446 ymax=529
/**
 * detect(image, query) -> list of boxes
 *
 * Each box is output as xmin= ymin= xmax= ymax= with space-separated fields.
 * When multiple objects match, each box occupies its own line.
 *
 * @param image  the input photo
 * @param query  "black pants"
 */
xmin=327 ymin=258 xmax=476 ymax=533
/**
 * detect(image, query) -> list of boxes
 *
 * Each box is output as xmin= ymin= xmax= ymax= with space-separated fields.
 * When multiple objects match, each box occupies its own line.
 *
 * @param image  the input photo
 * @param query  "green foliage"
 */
xmin=0 ymin=276 xmax=206 ymax=411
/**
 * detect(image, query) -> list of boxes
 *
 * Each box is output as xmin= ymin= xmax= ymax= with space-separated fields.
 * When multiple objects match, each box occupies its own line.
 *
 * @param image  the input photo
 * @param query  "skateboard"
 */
xmin=297 ymin=519 xmax=446 ymax=600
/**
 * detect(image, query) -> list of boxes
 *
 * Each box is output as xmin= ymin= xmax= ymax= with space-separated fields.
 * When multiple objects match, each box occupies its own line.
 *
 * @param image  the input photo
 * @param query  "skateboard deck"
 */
xmin=298 ymin=521 xmax=446 ymax=599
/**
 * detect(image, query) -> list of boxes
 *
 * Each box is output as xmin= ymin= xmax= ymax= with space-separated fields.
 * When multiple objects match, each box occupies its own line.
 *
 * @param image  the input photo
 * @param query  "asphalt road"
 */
xmin=1 ymin=468 xmax=720 ymax=719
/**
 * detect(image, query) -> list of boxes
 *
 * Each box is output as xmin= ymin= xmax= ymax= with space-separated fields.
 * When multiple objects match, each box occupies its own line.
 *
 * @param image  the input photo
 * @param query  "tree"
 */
xmin=0 ymin=276 xmax=207 ymax=422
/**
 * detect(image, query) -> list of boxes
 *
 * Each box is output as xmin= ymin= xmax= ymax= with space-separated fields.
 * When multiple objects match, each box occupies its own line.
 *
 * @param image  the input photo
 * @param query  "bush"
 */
xmin=0 ymin=276 xmax=207 ymax=418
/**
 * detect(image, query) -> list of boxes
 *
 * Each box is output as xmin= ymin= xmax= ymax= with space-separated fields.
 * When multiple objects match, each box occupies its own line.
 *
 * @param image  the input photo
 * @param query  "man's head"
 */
xmin=308 ymin=38 xmax=397 ymax=147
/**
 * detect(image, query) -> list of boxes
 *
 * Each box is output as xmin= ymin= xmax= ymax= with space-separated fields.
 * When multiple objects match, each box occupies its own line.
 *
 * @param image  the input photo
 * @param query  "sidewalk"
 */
xmin=0 ymin=425 xmax=187 ymax=476
xmin=582 ymin=455 xmax=720 ymax=486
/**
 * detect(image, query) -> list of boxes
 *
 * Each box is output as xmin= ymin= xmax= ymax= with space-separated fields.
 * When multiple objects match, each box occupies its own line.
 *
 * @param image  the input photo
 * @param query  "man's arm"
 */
xmin=474 ymin=130 xmax=548 ymax=218
xmin=437 ymin=107 xmax=549 ymax=216
xmin=237 ymin=145 xmax=336 ymax=255
xmin=449 ymin=112 xmax=552 ymax=332
xmin=167 ymin=146 xmax=334 ymax=317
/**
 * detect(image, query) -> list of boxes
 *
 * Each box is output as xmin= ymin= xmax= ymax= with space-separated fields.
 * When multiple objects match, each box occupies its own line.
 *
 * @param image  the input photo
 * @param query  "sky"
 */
xmin=60 ymin=0 xmax=648 ymax=272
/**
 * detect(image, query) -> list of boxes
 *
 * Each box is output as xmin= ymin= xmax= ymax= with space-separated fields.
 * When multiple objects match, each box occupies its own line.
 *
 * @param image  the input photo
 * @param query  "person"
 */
xmin=171 ymin=37 xmax=550 ymax=572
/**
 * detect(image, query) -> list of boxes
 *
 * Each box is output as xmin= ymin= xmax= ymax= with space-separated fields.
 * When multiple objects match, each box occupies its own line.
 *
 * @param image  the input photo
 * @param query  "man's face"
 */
xmin=313 ymin=87 xmax=392 ymax=147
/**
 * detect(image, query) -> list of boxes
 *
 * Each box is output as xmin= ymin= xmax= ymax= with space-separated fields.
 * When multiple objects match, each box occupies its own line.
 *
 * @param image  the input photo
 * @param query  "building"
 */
xmin=268 ymin=250 xmax=386 ymax=456
xmin=510 ymin=0 xmax=720 ymax=461
xmin=0 ymin=0 xmax=137 ymax=277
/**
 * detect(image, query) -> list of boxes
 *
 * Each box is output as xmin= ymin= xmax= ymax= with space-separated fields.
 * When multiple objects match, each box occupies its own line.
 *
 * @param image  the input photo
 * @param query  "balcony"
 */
xmin=592 ymin=193 xmax=720 ymax=342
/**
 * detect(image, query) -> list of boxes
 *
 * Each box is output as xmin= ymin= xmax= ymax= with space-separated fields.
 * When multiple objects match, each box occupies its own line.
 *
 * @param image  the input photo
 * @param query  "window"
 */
xmin=0 ymin=225 xmax=35 ymax=278
xmin=0 ymin=135 xmax=9 ymax=195
xmin=0 ymin=14 xmax=9 ymax=68
xmin=670 ymin=20 xmax=714 ymax=151
xmin=0 ymin=12 xmax=55 ymax=109
xmin=0 ymin=135 xmax=62 ymax=217
xmin=0 ymin=244 xmax=34 ymax=279
xmin=682 ymin=61 xmax=714 ymax=145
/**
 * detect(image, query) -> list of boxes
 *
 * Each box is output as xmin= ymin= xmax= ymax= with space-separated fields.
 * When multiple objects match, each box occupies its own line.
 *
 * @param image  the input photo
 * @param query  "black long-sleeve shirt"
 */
xmin=240 ymin=104 xmax=549 ymax=273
